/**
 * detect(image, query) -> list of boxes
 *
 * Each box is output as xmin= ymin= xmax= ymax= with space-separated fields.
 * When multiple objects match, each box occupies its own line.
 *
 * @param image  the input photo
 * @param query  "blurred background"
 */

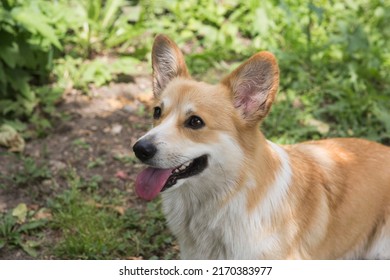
xmin=0 ymin=0 xmax=389 ymax=259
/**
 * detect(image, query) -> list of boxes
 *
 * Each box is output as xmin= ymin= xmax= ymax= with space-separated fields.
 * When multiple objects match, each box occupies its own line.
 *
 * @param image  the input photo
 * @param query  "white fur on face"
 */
xmin=138 ymin=114 xmax=185 ymax=168
xmin=137 ymin=99 xmax=244 ymax=188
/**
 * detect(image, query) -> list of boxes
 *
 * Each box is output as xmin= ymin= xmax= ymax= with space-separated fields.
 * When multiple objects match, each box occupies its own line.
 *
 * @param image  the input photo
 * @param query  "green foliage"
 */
xmin=113 ymin=154 xmax=138 ymax=165
xmin=49 ymin=170 xmax=177 ymax=259
xmin=87 ymin=158 xmax=105 ymax=169
xmin=54 ymin=55 xmax=141 ymax=93
xmin=49 ymin=171 xmax=124 ymax=259
xmin=79 ymin=0 xmax=127 ymax=57
xmin=123 ymin=201 xmax=178 ymax=259
xmin=0 ymin=204 xmax=47 ymax=257
xmin=260 ymin=0 xmax=390 ymax=143
xmin=0 ymin=0 xmax=62 ymax=123
xmin=10 ymin=156 xmax=51 ymax=187
xmin=1 ymin=0 xmax=389 ymax=143
xmin=0 ymin=0 xmax=141 ymax=133
xmin=72 ymin=138 xmax=91 ymax=150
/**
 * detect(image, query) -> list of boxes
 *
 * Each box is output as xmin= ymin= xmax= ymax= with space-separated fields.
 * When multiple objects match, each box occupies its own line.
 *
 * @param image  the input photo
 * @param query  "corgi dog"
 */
xmin=132 ymin=35 xmax=390 ymax=259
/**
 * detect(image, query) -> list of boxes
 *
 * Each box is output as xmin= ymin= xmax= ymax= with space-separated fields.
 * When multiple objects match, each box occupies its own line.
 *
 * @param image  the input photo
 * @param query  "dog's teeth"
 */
xmin=172 ymin=161 xmax=192 ymax=174
xmin=179 ymin=165 xmax=186 ymax=171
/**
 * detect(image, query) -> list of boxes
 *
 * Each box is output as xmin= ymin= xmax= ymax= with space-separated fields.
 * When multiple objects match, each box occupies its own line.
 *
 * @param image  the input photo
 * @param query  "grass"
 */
xmin=72 ymin=138 xmax=91 ymax=150
xmin=47 ymin=170 xmax=177 ymax=260
xmin=0 ymin=156 xmax=177 ymax=259
xmin=113 ymin=154 xmax=138 ymax=165
xmin=12 ymin=157 xmax=51 ymax=188
xmin=0 ymin=205 xmax=48 ymax=257
xmin=87 ymin=157 xmax=105 ymax=169
xmin=50 ymin=180 xmax=126 ymax=259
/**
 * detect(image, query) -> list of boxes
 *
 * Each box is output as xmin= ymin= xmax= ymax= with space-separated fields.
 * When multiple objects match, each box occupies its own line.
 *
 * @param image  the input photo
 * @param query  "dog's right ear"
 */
xmin=152 ymin=35 xmax=190 ymax=98
xmin=222 ymin=51 xmax=279 ymax=124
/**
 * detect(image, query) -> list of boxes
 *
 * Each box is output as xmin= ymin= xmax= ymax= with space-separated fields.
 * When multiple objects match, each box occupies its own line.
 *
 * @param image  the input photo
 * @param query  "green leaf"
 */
xmin=0 ymin=99 xmax=19 ymax=115
xmin=3 ymin=119 xmax=27 ymax=132
xmin=104 ymin=27 xmax=144 ymax=48
xmin=17 ymin=39 xmax=39 ymax=69
xmin=87 ymin=0 xmax=102 ymax=22
xmin=11 ymin=8 xmax=62 ymax=50
xmin=0 ymin=44 xmax=18 ymax=68
xmin=0 ymin=239 xmax=5 ymax=249
xmin=80 ymin=59 xmax=112 ymax=87
xmin=111 ymin=57 xmax=141 ymax=75
xmin=0 ymin=8 xmax=14 ymax=25
xmin=0 ymin=61 xmax=6 ymax=84
xmin=373 ymin=105 xmax=390 ymax=133
xmin=6 ymin=69 xmax=34 ymax=101
xmin=102 ymin=0 xmax=123 ymax=28
xmin=20 ymin=242 xmax=38 ymax=258
xmin=18 ymin=220 xmax=46 ymax=233
xmin=308 ymin=2 xmax=324 ymax=25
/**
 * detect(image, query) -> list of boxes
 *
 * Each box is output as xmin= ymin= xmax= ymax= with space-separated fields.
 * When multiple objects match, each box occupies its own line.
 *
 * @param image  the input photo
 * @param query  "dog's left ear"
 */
xmin=152 ymin=35 xmax=190 ymax=98
xmin=222 ymin=52 xmax=279 ymax=123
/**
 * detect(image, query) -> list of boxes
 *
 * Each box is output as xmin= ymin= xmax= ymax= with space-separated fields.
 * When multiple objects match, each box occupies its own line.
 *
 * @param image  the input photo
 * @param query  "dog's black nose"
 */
xmin=133 ymin=140 xmax=157 ymax=162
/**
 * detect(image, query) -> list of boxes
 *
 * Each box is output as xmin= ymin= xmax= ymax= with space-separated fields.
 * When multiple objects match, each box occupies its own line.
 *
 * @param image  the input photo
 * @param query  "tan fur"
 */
xmin=285 ymin=139 xmax=390 ymax=258
xmin=135 ymin=35 xmax=390 ymax=259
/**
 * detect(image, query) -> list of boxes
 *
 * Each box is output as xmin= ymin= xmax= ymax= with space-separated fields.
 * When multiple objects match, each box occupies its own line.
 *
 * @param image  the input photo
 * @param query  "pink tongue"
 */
xmin=135 ymin=167 xmax=173 ymax=200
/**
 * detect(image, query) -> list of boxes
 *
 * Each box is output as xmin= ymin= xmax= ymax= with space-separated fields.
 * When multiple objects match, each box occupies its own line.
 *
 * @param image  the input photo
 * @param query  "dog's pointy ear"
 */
xmin=152 ymin=35 xmax=190 ymax=98
xmin=222 ymin=52 xmax=279 ymax=123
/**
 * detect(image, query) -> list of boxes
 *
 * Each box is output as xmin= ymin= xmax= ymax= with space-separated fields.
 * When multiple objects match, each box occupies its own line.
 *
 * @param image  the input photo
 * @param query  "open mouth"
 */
xmin=135 ymin=155 xmax=208 ymax=200
xmin=162 ymin=155 xmax=208 ymax=191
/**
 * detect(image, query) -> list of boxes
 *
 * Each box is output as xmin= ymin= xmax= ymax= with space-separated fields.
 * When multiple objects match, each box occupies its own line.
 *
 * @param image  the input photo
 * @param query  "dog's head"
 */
xmin=133 ymin=35 xmax=279 ymax=200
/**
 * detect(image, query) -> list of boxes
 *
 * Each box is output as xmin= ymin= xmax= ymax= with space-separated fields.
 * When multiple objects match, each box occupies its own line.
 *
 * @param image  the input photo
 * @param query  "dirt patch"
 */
xmin=0 ymin=75 xmax=155 ymax=259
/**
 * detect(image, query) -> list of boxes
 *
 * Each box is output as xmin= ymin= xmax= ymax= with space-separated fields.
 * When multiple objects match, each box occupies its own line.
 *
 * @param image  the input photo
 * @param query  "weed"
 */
xmin=12 ymin=157 xmax=51 ymax=187
xmin=51 ymin=201 xmax=125 ymax=259
xmin=49 ymin=170 xmax=128 ymax=259
xmin=0 ymin=204 xmax=47 ymax=257
xmin=122 ymin=201 xmax=178 ymax=260
xmin=113 ymin=154 xmax=138 ymax=165
xmin=87 ymin=157 xmax=105 ymax=169
xmin=48 ymin=169 xmax=177 ymax=259
xmin=72 ymin=138 xmax=90 ymax=150
xmin=84 ymin=175 xmax=103 ymax=192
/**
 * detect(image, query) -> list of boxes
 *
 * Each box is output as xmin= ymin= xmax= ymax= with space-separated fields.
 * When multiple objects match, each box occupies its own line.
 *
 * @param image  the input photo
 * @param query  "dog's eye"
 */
xmin=186 ymin=116 xmax=205 ymax=129
xmin=153 ymin=107 xmax=161 ymax=119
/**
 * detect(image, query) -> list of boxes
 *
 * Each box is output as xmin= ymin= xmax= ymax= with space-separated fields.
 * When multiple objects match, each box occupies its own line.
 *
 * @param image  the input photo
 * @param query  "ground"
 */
xmin=0 ymin=70 xmax=168 ymax=259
